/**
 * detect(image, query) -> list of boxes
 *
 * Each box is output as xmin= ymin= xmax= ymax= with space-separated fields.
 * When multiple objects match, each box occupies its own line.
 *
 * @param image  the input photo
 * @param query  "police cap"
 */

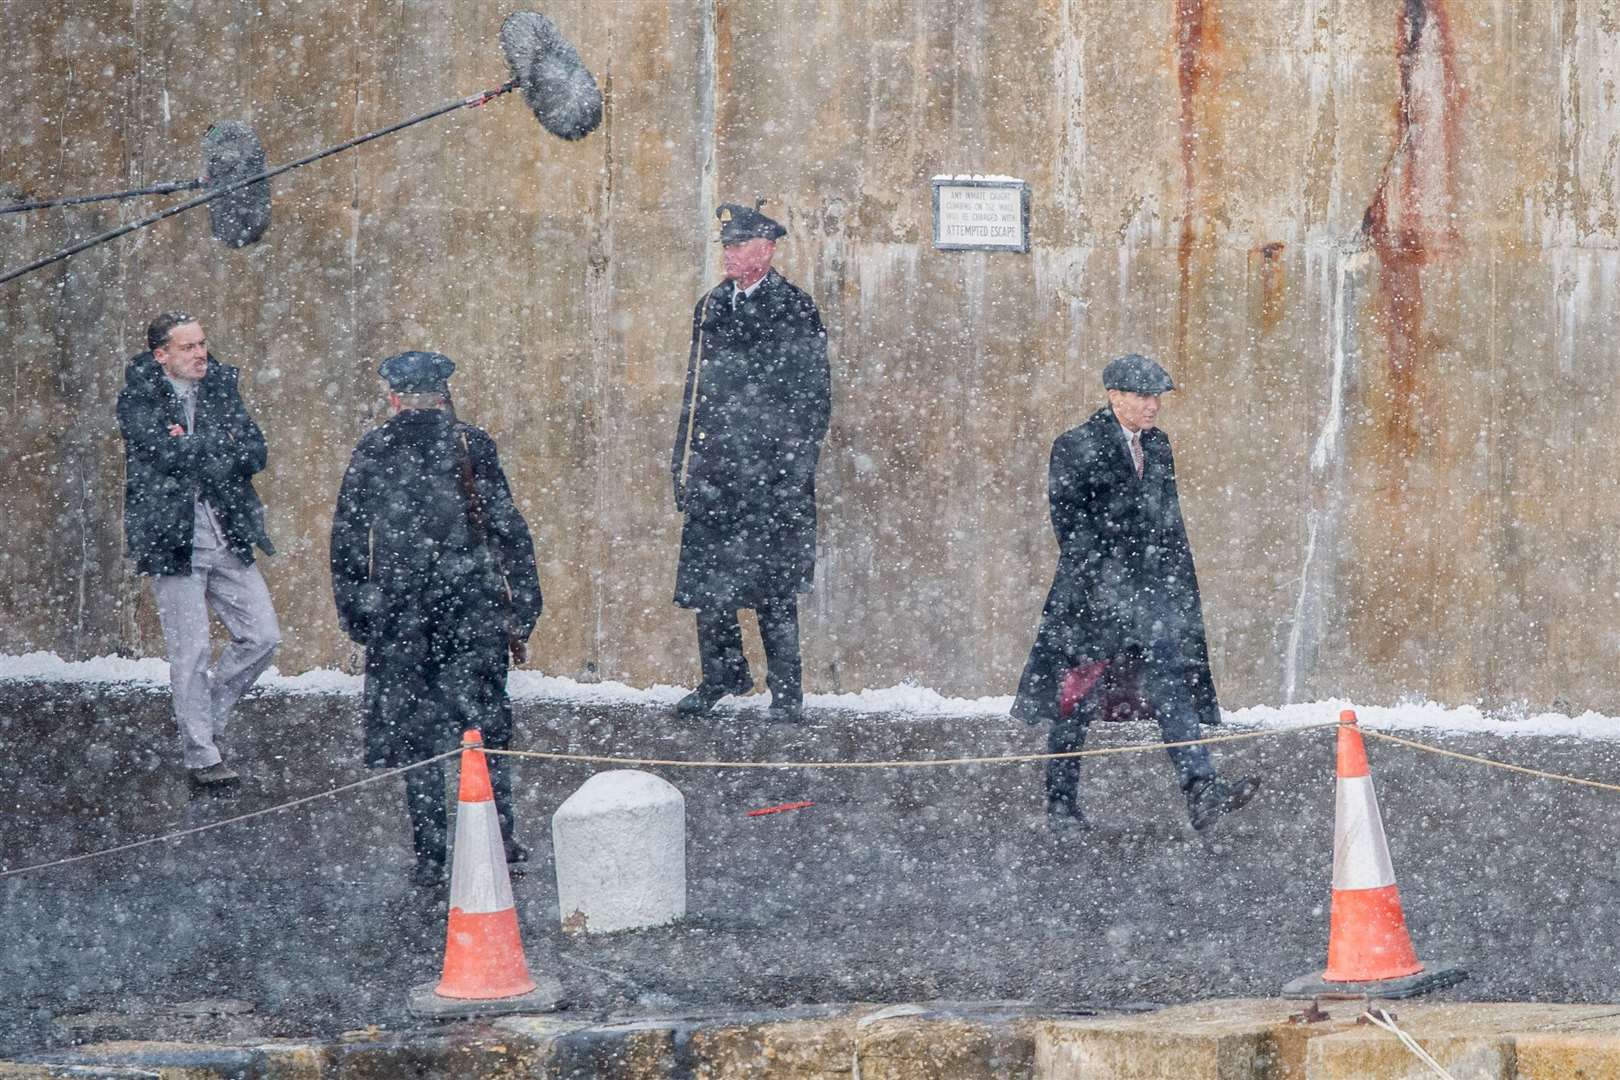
xmin=378 ymin=350 xmax=455 ymax=393
xmin=717 ymin=202 xmax=787 ymax=244
xmin=1102 ymin=353 xmax=1175 ymax=395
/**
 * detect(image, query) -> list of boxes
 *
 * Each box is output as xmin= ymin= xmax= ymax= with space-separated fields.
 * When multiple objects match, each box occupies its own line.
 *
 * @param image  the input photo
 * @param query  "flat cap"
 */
xmin=1102 ymin=353 xmax=1174 ymax=395
xmin=378 ymin=350 xmax=455 ymax=393
xmin=717 ymin=202 xmax=786 ymax=244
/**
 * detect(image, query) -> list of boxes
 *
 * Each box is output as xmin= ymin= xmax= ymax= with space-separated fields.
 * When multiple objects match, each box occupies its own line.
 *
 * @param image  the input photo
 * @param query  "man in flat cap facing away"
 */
xmin=330 ymin=352 xmax=542 ymax=887
xmin=117 ymin=311 xmax=279 ymax=789
xmin=1012 ymin=353 xmax=1259 ymax=832
xmin=671 ymin=202 xmax=831 ymax=722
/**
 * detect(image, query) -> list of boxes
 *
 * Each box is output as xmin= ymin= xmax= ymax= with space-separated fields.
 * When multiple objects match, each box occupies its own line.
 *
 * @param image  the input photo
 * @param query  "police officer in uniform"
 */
xmin=1012 ymin=354 xmax=1260 ymax=832
xmin=330 ymin=351 xmax=542 ymax=886
xmin=671 ymin=202 xmax=831 ymax=722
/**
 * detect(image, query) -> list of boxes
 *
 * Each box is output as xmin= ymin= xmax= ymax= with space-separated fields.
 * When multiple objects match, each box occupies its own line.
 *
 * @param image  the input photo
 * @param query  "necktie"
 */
xmin=1130 ymin=431 xmax=1144 ymax=478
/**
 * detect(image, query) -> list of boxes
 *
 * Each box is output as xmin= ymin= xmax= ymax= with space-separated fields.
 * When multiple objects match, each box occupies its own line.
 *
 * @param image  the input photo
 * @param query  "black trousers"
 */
xmin=1045 ymin=636 xmax=1215 ymax=807
xmin=696 ymin=597 xmax=802 ymax=706
xmin=405 ymin=754 xmax=517 ymax=868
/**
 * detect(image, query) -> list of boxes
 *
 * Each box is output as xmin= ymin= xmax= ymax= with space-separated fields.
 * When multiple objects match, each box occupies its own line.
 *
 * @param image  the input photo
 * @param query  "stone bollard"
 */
xmin=551 ymin=769 xmax=686 ymax=933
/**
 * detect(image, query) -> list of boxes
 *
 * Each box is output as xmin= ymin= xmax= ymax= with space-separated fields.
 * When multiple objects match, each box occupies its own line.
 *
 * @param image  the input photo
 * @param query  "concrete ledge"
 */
xmin=1515 ymin=1031 xmax=1620 ymax=1078
xmin=13 ymin=999 xmax=1620 ymax=1079
xmin=852 ymin=1004 xmax=1042 ymax=1080
xmin=686 ymin=1010 xmax=868 ymax=1076
xmin=1305 ymin=1028 xmax=1516 ymax=1079
xmin=1038 ymin=997 xmax=1361 ymax=1080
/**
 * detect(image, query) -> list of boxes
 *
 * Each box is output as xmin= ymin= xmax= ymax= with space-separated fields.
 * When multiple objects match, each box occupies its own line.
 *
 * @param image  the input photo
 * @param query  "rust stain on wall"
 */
xmin=1175 ymin=0 xmax=1218 ymax=362
xmin=1253 ymin=240 xmax=1286 ymax=335
xmin=1357 ymin=0 xmax=1464 ymax=667
xmin=1362 ymin=0 xmax=1461 ymax=462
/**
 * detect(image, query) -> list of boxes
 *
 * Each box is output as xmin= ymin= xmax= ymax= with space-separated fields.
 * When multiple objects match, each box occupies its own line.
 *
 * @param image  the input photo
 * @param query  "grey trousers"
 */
xmin=150 ymin=545 xmax=281 ymax=768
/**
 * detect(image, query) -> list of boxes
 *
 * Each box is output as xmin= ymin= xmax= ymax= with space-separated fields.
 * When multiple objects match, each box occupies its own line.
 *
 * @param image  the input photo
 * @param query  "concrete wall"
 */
xmin=2 ymin=0 xmax=1616 ymax=712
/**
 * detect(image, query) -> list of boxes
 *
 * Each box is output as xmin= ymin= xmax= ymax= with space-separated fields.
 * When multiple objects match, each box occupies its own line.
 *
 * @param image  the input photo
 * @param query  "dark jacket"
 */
xmin=1012 ymin=406 xmax=1220 ymax=725
xmin=671 ymin=269 xmax=831 ymax=609
xmin=330 ymin=408 xmax=542 ymax=767
xmin=116 ymin=351 xmax=274 ymax=576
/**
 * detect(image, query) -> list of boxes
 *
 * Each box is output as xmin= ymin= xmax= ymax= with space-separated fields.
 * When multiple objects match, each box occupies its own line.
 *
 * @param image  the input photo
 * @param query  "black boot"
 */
xmin=1045 ymin=793 xmax=1091 ymax=833
xmin=411 ymin=857 xmax=448 ymax=888
xmin=1187 ymin=775 xmax=1262 ymax=831
xmin=675 ymin=678 xmax=747 ymax=716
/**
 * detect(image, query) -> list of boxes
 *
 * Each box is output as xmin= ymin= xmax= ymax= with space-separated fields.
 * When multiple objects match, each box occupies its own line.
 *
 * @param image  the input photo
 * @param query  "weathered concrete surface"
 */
xmin=1515 ymin=1031 xmax=1620 ymax=1079
xmin=14 ymin=1000 xmax=1620 ymax=1078
xmin=9 ymin=682 xmax=1620 ymax=1066
xmin=5 ymin=2 xmax=1620 ymax=712
xmin=1305 ymin=1029 xmax=1517 ymax=1079
xmin=1037 ymin=997 xmax=1361 ymax=1079
xmin=1303 ymin=1002 xmax=1620 ymax=1080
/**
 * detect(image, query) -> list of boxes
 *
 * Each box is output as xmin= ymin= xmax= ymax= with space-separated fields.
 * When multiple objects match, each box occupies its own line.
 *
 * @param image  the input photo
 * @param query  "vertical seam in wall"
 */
xmin=590 ymin=40 xmax=617 ymax=680
xmin=115 ymin=0 xmax=141 ymax=654
xmin=699 ymin=0 xmax=719 ymax=263
xmin=1486 ymin=250 xmax=1501 ymax=706
xmin=349 ymin=0 xmax=363 ymax=381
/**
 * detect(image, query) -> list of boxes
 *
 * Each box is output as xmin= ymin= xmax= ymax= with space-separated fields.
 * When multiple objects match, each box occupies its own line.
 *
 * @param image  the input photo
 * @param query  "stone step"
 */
xmin=11 ymin=998 xmax=1620 ymax=1079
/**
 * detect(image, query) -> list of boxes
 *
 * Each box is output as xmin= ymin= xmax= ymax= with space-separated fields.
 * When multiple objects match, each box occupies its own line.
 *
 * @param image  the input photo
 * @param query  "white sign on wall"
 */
xmin=930 ymin=176 xmax=1030 ymax=252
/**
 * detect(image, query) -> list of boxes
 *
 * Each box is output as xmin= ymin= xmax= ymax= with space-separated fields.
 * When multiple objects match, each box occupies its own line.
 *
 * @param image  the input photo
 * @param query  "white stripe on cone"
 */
xmin=1332 ymin=774 xmax=1397 ymax=891
xmin=448 ymin=799 xmax=515 ymax=915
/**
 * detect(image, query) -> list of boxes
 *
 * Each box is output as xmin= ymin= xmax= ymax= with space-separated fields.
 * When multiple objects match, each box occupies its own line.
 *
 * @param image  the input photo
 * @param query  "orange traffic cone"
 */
xmin=1283 ymin=710 xmax=1465 ymax=999
xmin=407 ymin=729 xmax=562 ymax=1017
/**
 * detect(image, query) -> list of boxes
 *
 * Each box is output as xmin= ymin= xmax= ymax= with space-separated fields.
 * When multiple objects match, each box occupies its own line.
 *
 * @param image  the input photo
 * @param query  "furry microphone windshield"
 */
xmin=500 ymin=11 xmax=603 ymax=142
xmin=202 ymin=121 xmax=271 ymax=248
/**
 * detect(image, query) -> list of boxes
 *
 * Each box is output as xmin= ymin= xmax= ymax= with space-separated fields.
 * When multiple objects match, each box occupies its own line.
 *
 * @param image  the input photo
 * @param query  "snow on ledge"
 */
xmin=930 ymin=173 xmax=1024 ymax=184
xmin=2 ymin=651 xmax=1618 ymax=739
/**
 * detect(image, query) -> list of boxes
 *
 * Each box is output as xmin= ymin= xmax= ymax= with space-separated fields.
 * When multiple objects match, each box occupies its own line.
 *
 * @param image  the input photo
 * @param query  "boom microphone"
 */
xmin=2 ymin=9 xmax=603 ymax=288
xmin=500 ymin=11 xmax=603 ymax=142
xmin=0 ymin=121 xmax=272 ymax=220
xmin=202 ymin=121 xmax=271 ymax=248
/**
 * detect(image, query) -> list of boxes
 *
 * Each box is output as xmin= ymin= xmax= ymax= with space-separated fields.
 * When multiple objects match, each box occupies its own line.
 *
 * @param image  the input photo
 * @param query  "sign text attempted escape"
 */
xmin=931 ymin=176 xmax=1030 ymax=253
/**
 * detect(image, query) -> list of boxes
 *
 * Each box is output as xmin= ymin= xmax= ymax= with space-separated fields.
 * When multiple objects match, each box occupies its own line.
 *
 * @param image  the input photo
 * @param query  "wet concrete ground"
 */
xmin=3 ymin=682 xmax=1619 ymax=1056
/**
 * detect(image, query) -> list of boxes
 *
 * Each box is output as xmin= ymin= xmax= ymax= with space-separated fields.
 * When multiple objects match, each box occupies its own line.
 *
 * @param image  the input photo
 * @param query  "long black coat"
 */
xmin=330 ymin=408 xmax=541 ymax=767
xmin=116 ymin=351 xmax=274 ymax=576
xmin=671 ymin=269 xmax=831 ymax=609
xmin=1012 ymin=406 xmax=1220 ymax=725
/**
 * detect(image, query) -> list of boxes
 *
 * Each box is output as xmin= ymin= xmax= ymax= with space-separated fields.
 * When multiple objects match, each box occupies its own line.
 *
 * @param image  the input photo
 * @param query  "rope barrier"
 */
xmin=482 ymin=720 xmax=1339 ymax=770
xmin=1361 ymin=728 xmax=1620 ymax=795
xmin=0 ymin=723 xmax=1327 ymax=879
xmin=0 ymin=749 xmax=461 ymax=880
xmin=1360 ymin=1008 xmax=1459 ymax=1080
xmin=6 ymin=716 xmax=1620 ymax=880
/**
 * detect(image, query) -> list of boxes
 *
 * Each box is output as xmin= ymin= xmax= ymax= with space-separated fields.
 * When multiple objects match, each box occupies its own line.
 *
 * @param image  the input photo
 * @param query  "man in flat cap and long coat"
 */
xmin=330 ymin=351 xmax=542 ymax=886
xmin=671 ymin=203 xmax=831 ymax=722
xmin=1013 ymin=354 xmax=1259 ymax=832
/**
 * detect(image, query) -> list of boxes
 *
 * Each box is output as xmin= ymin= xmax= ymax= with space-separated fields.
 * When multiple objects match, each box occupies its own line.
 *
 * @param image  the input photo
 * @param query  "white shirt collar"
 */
xmin=165 ymin=373 xmax=197 ymax=397
xmin=734 ymin=272 xmax=769 ymax=301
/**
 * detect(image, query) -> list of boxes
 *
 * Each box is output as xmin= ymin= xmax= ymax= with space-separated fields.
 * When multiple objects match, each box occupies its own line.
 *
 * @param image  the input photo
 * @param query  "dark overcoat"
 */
xmin=1012 ymin=406 xmax=1220 ymax=725
xmin=330 ymin=408 xmax=541 ymax=767
xmin=671 ymin=269 xmax=831 ymax=609
xmin=116 ymin=351 xmax=274 ymax=576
